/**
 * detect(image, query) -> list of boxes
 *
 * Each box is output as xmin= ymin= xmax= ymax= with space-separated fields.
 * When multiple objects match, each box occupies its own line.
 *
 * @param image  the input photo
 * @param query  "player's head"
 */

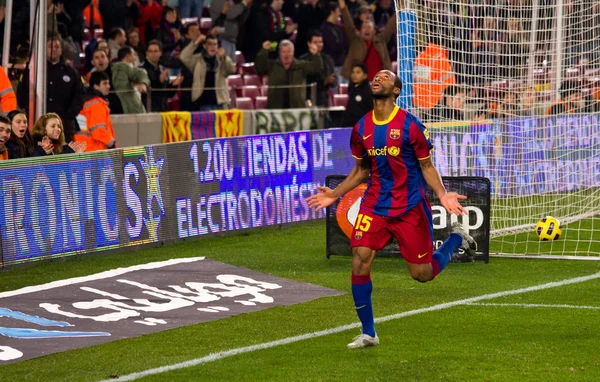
xmin=371 ymin=70 xmax=402 ymax=100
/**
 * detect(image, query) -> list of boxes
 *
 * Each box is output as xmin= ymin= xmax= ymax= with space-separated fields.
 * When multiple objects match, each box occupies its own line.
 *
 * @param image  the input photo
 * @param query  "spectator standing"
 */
xmin=31 ymin=113 xmax=86 ymax=156
xmin=86 ymin=48 xmax=125 ymax=114
xmin=341 ymin=63 xmax=373 ymax=127
xmin=472 ymin=16 xmax=499 ymax=85
xmin=321 ymin=2 xmax=347 ymax=83
xmin=6 ymin=109 xmax=42 ymax=159
xmin=179 ymin=0 xmax=206 ymax=20
xmin=210 ymin=0 xmax=252 ymax=62
xmin=108 ymin=28 xmax=128 ymax=61
xmin=111 ymin=47 xmax=151 ymax=113
xmin=141 ymin=41 xmax=184 ymax=112
xmin=75 ymin=71 xmax=117 ymax=151
xmin=179 ymin=23 xmax=204 ymax=111
xmin=0 ymin=66 xmax=16 ymax=113
xmin=179 ymin=34 xmax=237 ymax=111
xmin=294 ymin=0 xmax=326 ymax=58
xmin=499 ymin=19 xmax=527 ymax=79
xmin=137 ymin=0 xmax=164 ymax=45
xmin=372 ymin=0 xmax=394 ymax=30
xmin=255 ymin=39 xmax=323 ymax=109
xmin=99 ymin=0 xmax=141 ymax=38
xmin=156 ymin=6 xmax=185 ymax=66
xmin=299 ymin=31 xmax=337 ymax=107
xmin=126 ymin=27 xmax=146 ymax=66
xmin=30 ymin=36 xmax=85 ymax=142
xmin=246 ymin=0 xmax=297 ymax=61
xmin=85 ymin=49 xmax=110 ymax=83
xmin=339 ymin=0 xmax=396 ymax=81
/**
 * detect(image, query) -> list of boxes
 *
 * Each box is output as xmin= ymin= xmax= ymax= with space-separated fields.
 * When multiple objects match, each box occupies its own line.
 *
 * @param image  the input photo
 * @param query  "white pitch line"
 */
xmin=469 ymin=302 xmax=600 ymax=310
xmin=100 ymin=271 xmax=600 ymax=382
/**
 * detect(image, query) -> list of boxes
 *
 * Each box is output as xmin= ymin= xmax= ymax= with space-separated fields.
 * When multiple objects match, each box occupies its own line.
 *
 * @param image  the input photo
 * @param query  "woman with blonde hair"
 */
xmin=31 ymin=113 xmax=86 ymax=156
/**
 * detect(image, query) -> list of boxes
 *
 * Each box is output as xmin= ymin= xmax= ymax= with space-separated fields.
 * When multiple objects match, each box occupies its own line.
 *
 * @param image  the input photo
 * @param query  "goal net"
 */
xmin=395 ymin=0 xmax=600 ymax=257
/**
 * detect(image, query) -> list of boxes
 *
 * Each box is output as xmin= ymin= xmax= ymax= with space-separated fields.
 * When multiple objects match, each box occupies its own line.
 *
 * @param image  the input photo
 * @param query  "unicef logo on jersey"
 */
xmin=367 ymin=146 xmax=401 ymax=157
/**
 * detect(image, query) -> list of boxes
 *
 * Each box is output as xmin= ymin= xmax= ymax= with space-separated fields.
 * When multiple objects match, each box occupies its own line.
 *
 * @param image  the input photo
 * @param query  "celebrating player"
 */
xmin=306 ymin=70 xmax=476 ymax=349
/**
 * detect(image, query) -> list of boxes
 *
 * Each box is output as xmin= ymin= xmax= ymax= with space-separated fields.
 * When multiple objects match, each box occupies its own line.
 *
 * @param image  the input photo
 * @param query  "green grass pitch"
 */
xmin=1 ymin=221 xmax=600 ymax=381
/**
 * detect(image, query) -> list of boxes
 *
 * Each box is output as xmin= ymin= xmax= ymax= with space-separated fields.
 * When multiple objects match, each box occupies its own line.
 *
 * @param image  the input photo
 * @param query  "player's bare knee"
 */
xmin=409 ymin=269 xmax=432 ymax=283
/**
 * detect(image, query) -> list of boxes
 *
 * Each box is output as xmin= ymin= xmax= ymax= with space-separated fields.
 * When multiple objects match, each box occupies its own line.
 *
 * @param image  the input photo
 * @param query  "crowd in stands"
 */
xmin=0 ymin=0 xmax=597 ymax=160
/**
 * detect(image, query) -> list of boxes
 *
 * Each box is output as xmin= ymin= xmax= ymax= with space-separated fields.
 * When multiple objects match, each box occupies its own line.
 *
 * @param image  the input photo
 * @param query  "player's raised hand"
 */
xmin=306 ymin=186 xmax=337 ymax=211
xmin=439 ymin=192 xmax=467 ymax=216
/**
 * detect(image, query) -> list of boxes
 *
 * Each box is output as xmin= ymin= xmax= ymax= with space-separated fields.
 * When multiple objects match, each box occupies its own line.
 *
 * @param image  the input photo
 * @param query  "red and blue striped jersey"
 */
xmin=350 ymin=105 xmax=433 ymax=217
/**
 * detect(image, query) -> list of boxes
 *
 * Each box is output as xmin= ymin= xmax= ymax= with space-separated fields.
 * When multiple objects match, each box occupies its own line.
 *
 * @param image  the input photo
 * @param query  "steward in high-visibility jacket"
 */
xmin=74 ymin=71 xmax=116 ymax=151
xmin=0 ymin=66 xmax=17 ymax=113
xmin=413 ymin=43 xmax=456 ymax=110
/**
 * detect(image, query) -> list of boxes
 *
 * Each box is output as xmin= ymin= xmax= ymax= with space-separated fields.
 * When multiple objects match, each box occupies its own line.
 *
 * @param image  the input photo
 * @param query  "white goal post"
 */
xmin=394 ymin=0 xmax=600 ymax=258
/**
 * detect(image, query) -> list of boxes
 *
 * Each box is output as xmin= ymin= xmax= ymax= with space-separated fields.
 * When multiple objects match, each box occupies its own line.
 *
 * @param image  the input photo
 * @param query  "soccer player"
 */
xmin=306 ymin=70 xmax=476 ymax=349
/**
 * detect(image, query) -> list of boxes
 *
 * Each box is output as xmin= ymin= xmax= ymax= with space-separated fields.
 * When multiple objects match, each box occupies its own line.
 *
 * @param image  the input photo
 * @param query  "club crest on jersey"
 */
xmin=390 ymin=128 xmax=401 ymax=140
xmin=355 ymin=231 xmax=363 ymax=240
xmin=388 ymin=146 xmax=400 ymax=156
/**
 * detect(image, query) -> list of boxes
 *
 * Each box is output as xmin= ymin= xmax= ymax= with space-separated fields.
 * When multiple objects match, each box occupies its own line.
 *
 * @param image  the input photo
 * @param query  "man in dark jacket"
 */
xmin=245 ymin=0 xmax=297 ymax=61
xmin=18 ymin=36 xmax=85 ymax=142
xmin=255 ymin=39 xmax=323 ymax=109
xmin=321 ymin=2 xmax=347 ymax=81
xmin=141 ymin=40 xmax=184 ymax=112
xmin=299 ymin=30 xmax=337 ymax=108
xmin=341 ymin=63 xmax=373 ymax=127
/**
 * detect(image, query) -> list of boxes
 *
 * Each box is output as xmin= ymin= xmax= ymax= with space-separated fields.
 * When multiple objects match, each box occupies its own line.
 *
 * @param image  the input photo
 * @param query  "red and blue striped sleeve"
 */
xmin=350 ymin=122 xmax=367 ymax=159
xmin=409 ymin=117 xmax=433 ymax=160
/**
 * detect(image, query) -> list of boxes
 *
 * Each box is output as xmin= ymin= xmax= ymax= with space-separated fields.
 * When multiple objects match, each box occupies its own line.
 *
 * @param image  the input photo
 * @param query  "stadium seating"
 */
xmin=226 ymin=74 xmax=244 ymax=97
xmin=255 ymin=96 xmax=268 ymax=109
xmin=235 ymin=97 xmax=254 ymax=110
xmin=235 ymin=51 xmax=245 ymax=68
xmin=260 ymin=86 xmax=268 ymax=96
xmin=240 ymin=63 xmax=256 ymax=75
xmin=243 ymin=74 xmax=261 ymax=87
xmin=242 ymin=85 xmax=260 ymax=101
xmin=338 ymin=83 xmax=348 ymax=95
xmin=200 ymin=18 xmax=212 ymax=35
xmin=333 ymin=94 xmax=348 ymax=108
xmin=262 ymin=76 xmax=269 ymax=86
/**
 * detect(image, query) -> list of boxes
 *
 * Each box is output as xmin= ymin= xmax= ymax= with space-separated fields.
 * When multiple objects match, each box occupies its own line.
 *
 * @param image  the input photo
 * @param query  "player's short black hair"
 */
xmin=352 ymin=63 xmax=368 ymax=74
xmin=89 ymin=71 xmax=110 ymax=87
xmin=306 ymin=30 xmax=322 ymax=44
xmin=117 ymin=46 xmax=133 ymax=61
xmin=393 ymin=74 xmax=402 ymax=98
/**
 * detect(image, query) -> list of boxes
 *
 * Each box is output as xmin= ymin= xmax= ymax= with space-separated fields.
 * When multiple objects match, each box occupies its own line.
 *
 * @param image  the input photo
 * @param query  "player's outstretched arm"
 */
xmin=419 ymin=157 xmax=467 ymax=216
xmin=306 ymin=158 xmax=370 ymax=211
